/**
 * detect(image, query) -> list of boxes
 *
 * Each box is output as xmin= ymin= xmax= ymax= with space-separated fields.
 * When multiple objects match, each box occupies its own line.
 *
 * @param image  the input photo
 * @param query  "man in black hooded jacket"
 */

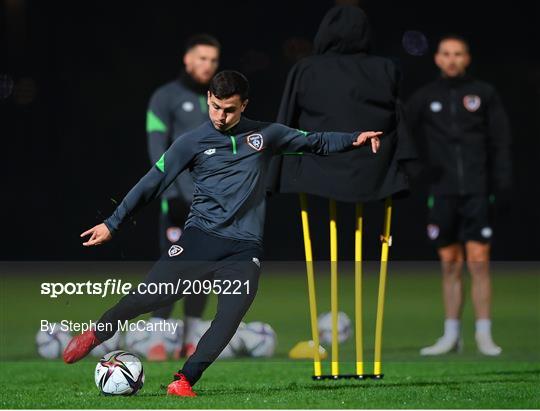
xmin=269 ymin=5 xmax=416 ymax=202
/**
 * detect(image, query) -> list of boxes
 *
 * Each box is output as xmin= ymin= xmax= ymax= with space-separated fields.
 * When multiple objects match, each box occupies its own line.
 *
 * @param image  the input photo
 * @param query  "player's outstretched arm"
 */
xmin=272 ymin=124 xmax=382 ymax=155
xmin=80 ymin=223 xmax=112 ymax=247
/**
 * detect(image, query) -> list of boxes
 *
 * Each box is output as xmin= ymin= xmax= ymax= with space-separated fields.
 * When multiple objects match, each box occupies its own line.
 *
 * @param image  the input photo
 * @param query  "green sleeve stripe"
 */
xmin=161 ymin=198 xmax=169 ymax=215
xmin=156 ymin=153 xmax=165 ymax=172
xmin=297 ymin=129 xmax=308 ymax=136
xmin=147 ymin=110 xmax=167 ymax=133
xmin=198 ymin=95 xmax=208 ymax=114
xmin=427 ymin=195 xmax=434 ymax=209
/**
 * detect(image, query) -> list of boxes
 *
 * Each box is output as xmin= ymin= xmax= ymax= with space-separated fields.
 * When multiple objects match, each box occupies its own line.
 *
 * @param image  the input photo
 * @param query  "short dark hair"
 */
xmin=438 ymin=34 xmax=470 ymax=53
xmin=185 ymin=34 xmax=221 ymax=52
xmin=209 ymin=70 xmax=250 ymax=101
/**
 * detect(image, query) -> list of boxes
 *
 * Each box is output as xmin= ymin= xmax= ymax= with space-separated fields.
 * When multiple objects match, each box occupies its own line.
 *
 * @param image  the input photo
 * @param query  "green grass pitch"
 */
xmin=0 ymin=262 xmax=539 ymax=408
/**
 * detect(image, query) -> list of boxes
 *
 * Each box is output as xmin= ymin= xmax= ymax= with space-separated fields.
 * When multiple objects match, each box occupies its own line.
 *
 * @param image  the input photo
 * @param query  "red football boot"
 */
xmin=167 ymin=373 xmax=197 ymax=397
xmin=63 ymin=330 xmax=101 ymax=364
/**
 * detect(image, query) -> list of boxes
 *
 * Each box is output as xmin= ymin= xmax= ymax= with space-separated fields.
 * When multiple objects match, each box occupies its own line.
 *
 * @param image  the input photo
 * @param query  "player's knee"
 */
xmin=466 ymin=242 xmax=490 ymax=263
xmin=466 ymin=254 xmax=489 ymax=265
xmin=439 ymin=244 xmax=464 ymax=263
xmin=214 ymin=292 xmax=257 ymax=328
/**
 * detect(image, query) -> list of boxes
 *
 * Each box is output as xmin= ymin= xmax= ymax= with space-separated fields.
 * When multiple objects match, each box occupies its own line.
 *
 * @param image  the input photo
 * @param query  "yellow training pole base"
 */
xmin=313 ymin=374 xmax=384 ymax=381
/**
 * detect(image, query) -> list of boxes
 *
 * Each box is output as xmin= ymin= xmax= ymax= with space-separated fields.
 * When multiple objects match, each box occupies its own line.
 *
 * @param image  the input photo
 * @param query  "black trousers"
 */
xmin=155 ymin=197 xmax=207 ymax=319
xmin=96 ymin=227 xmax=262 ymax=385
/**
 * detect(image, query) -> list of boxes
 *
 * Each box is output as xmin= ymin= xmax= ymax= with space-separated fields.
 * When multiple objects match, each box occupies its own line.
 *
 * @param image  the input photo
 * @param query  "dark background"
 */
xmin=2 ymin=0 xmax=539 ymax=261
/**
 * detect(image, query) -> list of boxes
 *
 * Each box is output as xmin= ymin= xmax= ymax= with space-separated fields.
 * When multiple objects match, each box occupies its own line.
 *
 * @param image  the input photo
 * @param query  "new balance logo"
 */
xmin=168 ymin=245 xmax=183 ymax=257
xmin=204 ymin=148 xmax=216 ymax=155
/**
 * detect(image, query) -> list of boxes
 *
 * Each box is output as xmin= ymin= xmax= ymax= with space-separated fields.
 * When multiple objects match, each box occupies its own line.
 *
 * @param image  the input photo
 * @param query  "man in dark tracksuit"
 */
xmin=146 ymin=34 xmax=220 ymax=360
xmin=406 ymin=35 xmax=512 ymax=356
xmin=63 ymin=71 xmax=383 ymax=396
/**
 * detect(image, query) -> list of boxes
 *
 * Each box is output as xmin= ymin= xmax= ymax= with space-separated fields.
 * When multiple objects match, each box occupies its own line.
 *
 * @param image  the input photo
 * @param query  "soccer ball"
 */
xmin=238 ymin=321 xmax=277 ymax=357
xmin=125 ymin=319 xmax=184 ymax=357
xmin=36 ymin=322 xmax=71 ymax=359
xmin=124 ymin=325 xmax=153 ymax=357
xmin=192 ymin=320 xmax=245 ymax=359
xmin=190 ymin=320 xmax=210 ymax=346
xmin=317 ymin=311 xmax=351 ymax=345
xmin=95 ymin=350 xmax=144 ymax=395
xmin=159 ymin=319 xmax=183 ymax=355
xmin=219 ymin=322 xmax=246 ymax=359
xmin=91 ymin=330 xmax=121 ymax=357
xmin=125 ymin=319 xmax=183 ymax=359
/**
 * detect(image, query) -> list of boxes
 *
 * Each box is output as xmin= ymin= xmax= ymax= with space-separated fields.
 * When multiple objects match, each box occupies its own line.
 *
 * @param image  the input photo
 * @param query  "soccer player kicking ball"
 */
xmin=64 ymin=70 xmax=382 ymax=397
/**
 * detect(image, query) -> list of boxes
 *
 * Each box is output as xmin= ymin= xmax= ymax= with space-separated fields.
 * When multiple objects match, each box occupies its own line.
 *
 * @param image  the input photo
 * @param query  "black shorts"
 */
xmin=426 ymin=195 xmax=493 ymax=247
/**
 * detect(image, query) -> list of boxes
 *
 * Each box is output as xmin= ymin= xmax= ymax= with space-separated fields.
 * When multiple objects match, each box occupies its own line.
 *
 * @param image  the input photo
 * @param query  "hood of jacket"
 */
xmin=313 ymin=5 xmax=372 ymax=55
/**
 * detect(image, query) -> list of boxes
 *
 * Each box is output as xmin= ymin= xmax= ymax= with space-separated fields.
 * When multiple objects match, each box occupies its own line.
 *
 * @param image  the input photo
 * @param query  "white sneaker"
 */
xmin=420 ymin=336 xmax=463 ymax=356
xmin=475 ymin=332 xmax=502 ymax=356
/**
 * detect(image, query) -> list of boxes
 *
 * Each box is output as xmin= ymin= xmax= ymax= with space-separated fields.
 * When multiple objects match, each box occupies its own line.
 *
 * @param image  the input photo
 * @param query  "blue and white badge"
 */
xmin=481 ymin=226 xmax=493 ymax=239
xmin=166 ymin=227 xmax=182 ymax=243
xmin=427 ymin=224 xmax=440 ymax=240
xmin=182 ymin=101 xmax=194 ymax=112
xmin=246 ymin=133 xmax=264 ymax=151
xmin=463 ymin=95 xmax=481 ymax=112
xmin=430 ymin=101 xmax=443 ymax=112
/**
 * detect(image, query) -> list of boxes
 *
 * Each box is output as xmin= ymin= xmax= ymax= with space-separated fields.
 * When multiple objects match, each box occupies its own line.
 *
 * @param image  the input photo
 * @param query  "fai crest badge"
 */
xmin=246 ymin=133 xmax=264 ymax=151
xmin=168 ymin=244 xmax=183 ymax=257
xmin=463 ymin=95 xmax=481 ymax=112
xmin=166 ymin=227 xmax=182 ymax=243
xmin=427 ymin=224 xmax=440 ymax=240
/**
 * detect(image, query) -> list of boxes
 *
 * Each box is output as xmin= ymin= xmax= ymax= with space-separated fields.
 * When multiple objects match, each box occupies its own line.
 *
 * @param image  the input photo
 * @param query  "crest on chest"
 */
xmin=463 ymin=95 xmax=481 ymax=112
xmin=246 ymin=133 xmax=264 ymax=151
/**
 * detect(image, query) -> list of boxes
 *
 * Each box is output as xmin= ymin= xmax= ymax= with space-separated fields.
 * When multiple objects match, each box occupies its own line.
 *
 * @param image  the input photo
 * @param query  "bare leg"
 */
xmin=465 ymin=241 xmax=490 ymax=319
xmin=439 ymin=243 xmax=465 ymax=319
xmin=420 ymin=243 xmax=464 ymax=355
xmin=465 ymin=241 xmax=501 ymax=355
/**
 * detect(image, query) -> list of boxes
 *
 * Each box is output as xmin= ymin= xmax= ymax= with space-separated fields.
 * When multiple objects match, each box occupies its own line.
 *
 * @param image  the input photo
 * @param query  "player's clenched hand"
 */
xmin=352 ymin=131 xmax=383 ymax=153
xmin=81 ymin=223 xmax=112 ymax=246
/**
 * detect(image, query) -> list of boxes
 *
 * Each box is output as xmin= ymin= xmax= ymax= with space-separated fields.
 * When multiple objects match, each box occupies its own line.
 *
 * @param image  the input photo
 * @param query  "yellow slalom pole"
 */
xmin=299 ymin=193 xmax=322 ymax=378
xmin=329 ymin=199 xmax=339 ymax=377
xmin=374 ymin=197 xmax=393 ymax=376
xmin=355 ymin=203 xmax=364 ymax=376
